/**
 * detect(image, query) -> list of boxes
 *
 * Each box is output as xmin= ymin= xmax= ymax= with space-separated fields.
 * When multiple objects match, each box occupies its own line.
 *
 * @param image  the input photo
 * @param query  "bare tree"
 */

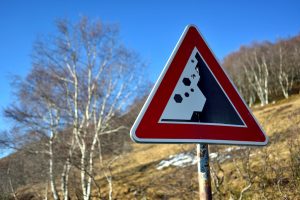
xmin=224 ymin=58 xmax=256 ymax=107
xmin=271 ymin=40 xmax=296 ymax=99
xmin=4 ymin=17 xmax=147 ymax=200
xmin=241 ymin=44 xmax=271 ymax=106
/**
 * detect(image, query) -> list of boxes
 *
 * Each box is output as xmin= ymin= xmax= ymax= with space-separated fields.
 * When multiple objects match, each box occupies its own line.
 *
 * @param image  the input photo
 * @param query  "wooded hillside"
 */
xmin=223 ymin=35 xmax=300 ymax=106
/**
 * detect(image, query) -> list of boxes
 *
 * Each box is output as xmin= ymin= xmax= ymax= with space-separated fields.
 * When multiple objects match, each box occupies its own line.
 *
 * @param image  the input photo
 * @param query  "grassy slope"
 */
xmin=93 ymin=94 xmax=300 ymax=199
xmin=16 ymin=94 xmax=300 ymax=199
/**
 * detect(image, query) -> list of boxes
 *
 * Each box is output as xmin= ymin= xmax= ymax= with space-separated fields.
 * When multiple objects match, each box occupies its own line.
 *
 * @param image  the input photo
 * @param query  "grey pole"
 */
xmin=197 ymin=144 xmax=212 ymax=200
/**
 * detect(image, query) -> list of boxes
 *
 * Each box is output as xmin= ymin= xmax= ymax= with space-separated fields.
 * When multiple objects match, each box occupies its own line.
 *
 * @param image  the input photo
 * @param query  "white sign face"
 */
xmin=160 ymin=48 xmax=206 ymax=121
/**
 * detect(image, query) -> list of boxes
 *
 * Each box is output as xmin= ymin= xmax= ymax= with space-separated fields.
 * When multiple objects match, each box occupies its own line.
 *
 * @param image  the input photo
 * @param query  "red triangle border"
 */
xmin=130 ymin=25 xmax=268 ymax=145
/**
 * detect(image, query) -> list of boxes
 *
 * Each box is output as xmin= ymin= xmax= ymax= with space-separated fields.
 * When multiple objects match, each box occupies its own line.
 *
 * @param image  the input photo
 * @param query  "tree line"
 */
xmin=223 ymin=35 xmax=300 ymax=106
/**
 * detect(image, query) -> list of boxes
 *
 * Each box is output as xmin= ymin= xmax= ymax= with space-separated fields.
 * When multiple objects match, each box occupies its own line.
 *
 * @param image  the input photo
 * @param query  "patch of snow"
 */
xmin=209 ymin=152 xmax=218 ymax=159
xmin=156 ymin=146 xmax=250 ymax=170
xmin=225 ymin=146 xmax=245 ymax=152
xmin=219 ymin=155 xmax=232 ymax=163
xmin=156 ymin=153 xmax=196 ymax=170
xmin=156 ymin=151 xmax=220 ymax=170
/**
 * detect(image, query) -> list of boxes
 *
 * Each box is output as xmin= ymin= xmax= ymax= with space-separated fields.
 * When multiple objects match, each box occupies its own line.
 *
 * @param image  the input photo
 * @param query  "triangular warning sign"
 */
xmin=130 ymin=25 xmax=268 ymax=145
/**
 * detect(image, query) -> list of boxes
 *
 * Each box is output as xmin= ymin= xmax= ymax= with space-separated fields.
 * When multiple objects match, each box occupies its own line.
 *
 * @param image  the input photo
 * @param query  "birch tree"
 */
xmin=242 ymin=44 xmax=271 ymax=106
xmin=224 ymin=44 xmax=272 ymax=106
xmin=223 ymin=49 xmax=257 ymax=106
xmin=275 ymin=43 xmax=295 ymax=99
xmin=5 ymin=64 xmax=70 ymax=200
xmin=5 ymin=17 xmax=146 ymax=200
xmin=266 ymin=38 xmax=300 ymax=99
xmin=224 ymin=35 xmax=300 ymax=105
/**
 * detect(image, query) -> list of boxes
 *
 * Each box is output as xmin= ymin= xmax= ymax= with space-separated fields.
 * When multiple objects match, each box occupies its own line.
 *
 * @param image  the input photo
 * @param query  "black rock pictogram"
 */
xmin=174 ymin=94 xmax=183 ymax=103
xmin=182 ymin=77 xmax=191 ymax=86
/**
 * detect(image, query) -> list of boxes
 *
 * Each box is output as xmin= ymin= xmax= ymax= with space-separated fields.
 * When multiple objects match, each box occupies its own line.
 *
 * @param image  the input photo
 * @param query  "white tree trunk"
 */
xmin=49 ymin=138 xmax=59 ymax=200
xmin=61 ymin=135 xmax=75 ymax=200
xmin=278 ymin=46 xmax=294 ymax=99
xmin=80 ymin=144 xmax=88 ymax=200
xmin=243 ymin=51 xmax=269 ymax=106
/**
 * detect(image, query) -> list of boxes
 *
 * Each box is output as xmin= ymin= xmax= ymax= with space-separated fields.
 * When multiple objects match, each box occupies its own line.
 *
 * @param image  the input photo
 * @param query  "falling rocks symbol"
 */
xmin=190 ymin=52 xmax=244 ymax=125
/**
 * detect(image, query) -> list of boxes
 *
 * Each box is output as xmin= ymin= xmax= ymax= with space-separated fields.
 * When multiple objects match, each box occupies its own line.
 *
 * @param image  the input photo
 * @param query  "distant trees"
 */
xmin=4 ymin=17 xmax=147 ymax=200
xmin=223 ymin=35 xmax=300 ymax=106
xmin=275 ymin=39 xmax=299 ymax=99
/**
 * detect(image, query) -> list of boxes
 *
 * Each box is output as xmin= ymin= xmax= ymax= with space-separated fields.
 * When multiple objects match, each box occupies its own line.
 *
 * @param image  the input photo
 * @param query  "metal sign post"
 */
xmin=197 ymin=144 xmax=212 ymax=200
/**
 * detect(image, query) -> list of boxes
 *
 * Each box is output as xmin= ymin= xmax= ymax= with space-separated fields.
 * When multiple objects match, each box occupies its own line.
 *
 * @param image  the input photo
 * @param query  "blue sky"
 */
xmin=0 ymin=0 xmax=300 ymax=133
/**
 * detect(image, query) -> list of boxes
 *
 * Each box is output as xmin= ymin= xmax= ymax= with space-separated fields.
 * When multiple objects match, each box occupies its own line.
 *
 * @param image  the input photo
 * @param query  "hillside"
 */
xmin=103 ymin=94 xmax=300 ymax=199
xmin=3 ymin=94 xmax=300 ymax=199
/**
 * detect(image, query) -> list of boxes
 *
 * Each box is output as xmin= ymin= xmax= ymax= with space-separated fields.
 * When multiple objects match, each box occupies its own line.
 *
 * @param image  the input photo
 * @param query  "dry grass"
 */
xmin=14 ymin=94 xmax=300 ymax=199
